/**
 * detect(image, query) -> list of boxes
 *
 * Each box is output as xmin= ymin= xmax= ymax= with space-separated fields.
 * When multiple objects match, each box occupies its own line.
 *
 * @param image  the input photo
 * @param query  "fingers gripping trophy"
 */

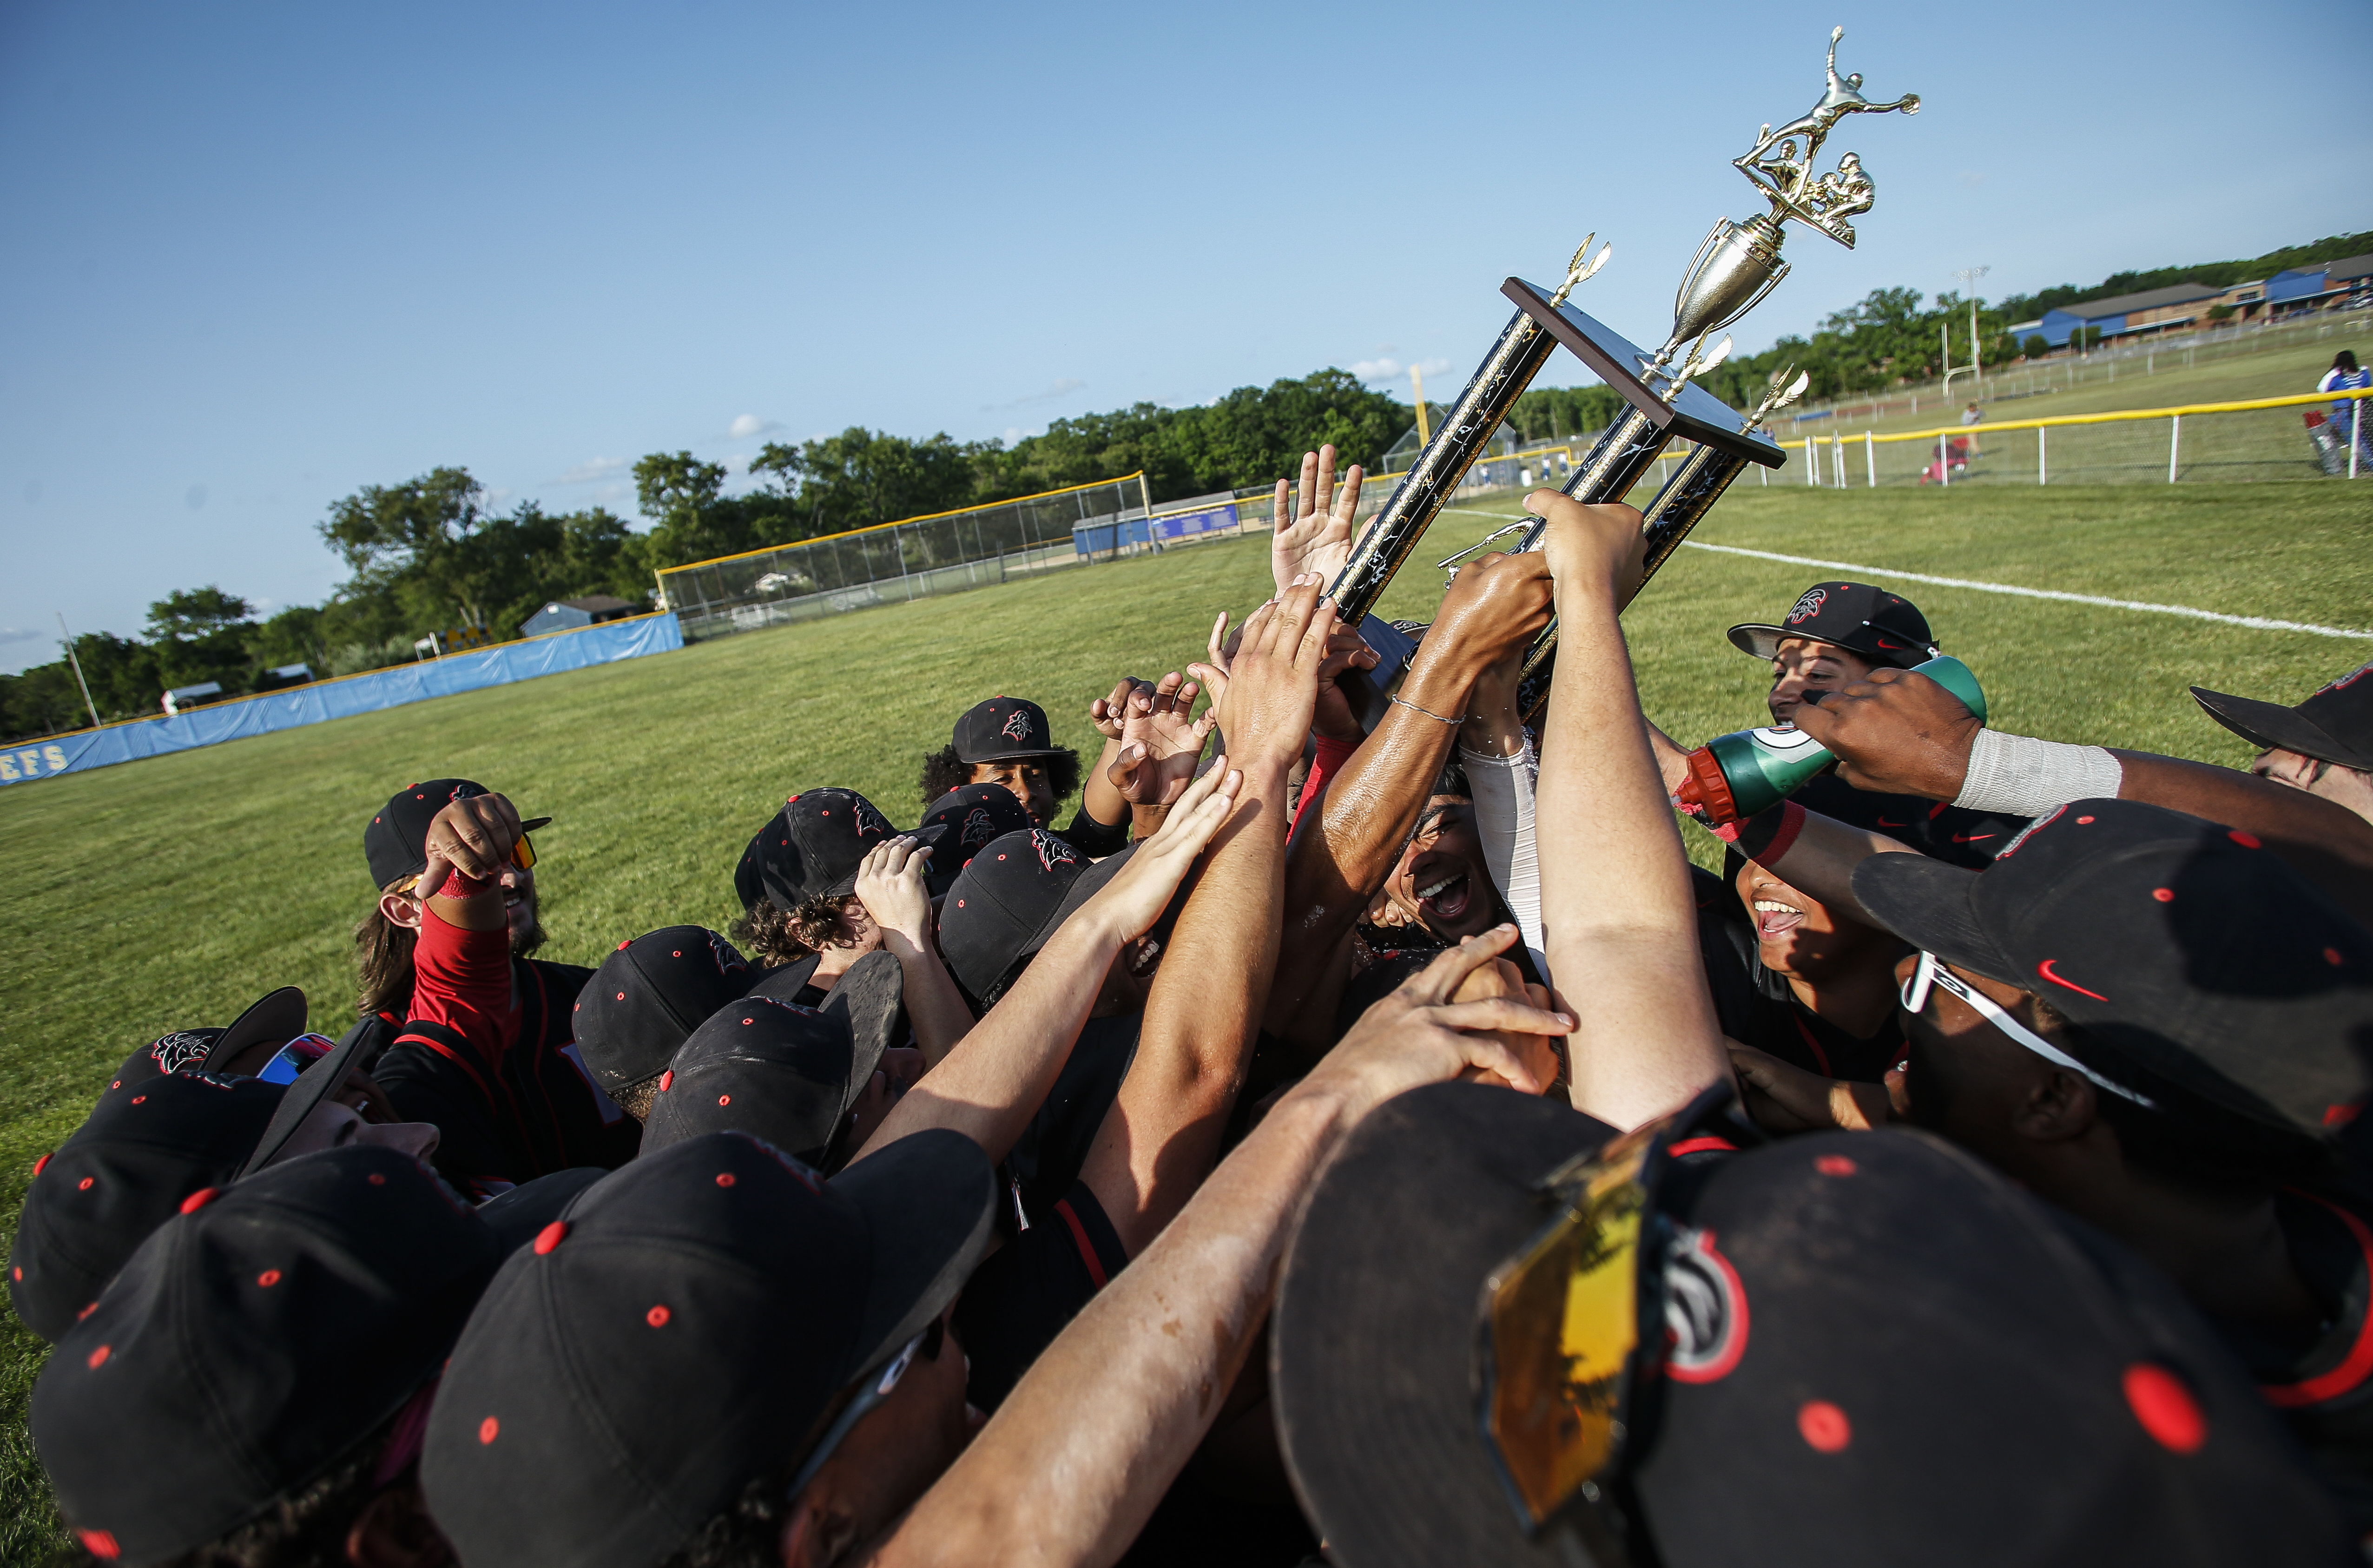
xmin=1317 ymin=26 xmax=1918 ymax=728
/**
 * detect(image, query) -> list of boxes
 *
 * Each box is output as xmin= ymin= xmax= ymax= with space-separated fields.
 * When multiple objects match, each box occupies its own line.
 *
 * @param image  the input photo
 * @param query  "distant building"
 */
xmin=2032 ymin=279 xmax=2270 ymax=348
xmin=256 ymin=663 xmax=314 ymax=692
xmin=2265 ymin=254 xmax=2373 ymax=313
xmin=161 ymin=681 xmax=223 ymax=717
xmin=519 ymin=595 xmax=639 ymax=639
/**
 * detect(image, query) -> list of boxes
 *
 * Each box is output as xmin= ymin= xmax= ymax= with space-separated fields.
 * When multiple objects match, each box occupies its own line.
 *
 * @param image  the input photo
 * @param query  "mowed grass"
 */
xmin=2 ymin=480 xmax=2369 ymax=1556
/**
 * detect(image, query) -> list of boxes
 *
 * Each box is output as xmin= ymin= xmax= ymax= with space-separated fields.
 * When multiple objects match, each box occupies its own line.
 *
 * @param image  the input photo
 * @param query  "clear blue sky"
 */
xmin=2 ymin=0 xmax=2363 ymax=672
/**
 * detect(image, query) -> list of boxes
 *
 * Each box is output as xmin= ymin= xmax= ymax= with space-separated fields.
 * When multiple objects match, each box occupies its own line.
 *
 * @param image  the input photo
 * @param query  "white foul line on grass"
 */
xmin=1674 ymin=542 xmax=2373 ymax=641
xmin=1429 ymin=509 xmax=2373 ymax=641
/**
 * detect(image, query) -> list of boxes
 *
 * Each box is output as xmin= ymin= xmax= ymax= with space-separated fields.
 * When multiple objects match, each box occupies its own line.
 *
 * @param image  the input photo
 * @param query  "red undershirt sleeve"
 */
xmin=1292 ymin=734 xmax=1359 ymax=829
xmin=406 ymin=902 xmax=516 ymax=1066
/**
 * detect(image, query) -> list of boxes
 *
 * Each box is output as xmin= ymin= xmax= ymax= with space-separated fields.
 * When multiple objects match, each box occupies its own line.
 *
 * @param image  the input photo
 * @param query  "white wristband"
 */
xmin=1953 ymin=729 xmax=2123 ymax=817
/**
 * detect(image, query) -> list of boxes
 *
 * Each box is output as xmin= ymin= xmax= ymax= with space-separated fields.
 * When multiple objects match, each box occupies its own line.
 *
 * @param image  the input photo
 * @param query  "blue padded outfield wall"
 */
xmin=0 ymin=612 xmax=683 ymax=788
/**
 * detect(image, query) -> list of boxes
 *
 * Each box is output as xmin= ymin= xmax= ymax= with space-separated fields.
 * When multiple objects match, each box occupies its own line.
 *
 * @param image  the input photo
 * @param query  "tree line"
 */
xmin=17 ymin=231 xmax=2356 ymax=743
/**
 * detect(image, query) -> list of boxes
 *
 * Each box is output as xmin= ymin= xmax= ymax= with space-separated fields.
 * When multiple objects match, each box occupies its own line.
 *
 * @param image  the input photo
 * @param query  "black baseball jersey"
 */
xmin=954 ymin=1178 xmax=1130 ymax=1411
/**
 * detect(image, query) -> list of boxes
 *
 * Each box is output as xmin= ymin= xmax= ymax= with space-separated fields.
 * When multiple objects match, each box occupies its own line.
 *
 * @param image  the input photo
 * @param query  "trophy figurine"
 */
xmin=1318 ymin=26 xmax=1919 ymax=729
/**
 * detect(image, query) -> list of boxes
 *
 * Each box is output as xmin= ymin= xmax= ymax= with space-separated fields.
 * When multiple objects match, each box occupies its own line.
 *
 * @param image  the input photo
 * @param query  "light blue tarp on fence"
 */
xmin=0 ymin=612 xmax=684 ymax=787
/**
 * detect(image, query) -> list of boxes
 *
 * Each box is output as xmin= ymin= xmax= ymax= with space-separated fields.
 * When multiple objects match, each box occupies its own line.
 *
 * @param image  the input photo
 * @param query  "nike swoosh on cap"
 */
xmin=1951 ymin=833 xmax=1997 ymax=844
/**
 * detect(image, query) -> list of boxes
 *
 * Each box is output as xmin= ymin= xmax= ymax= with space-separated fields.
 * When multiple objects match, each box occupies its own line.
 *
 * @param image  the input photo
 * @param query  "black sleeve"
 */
xmin=953 ymin=1180 xmax=1129 ymax=1412
xmin=1006 ymin=1013 xmax=1137 ymax=1226
xmin=1056 ymin=801 xmax=1131 ymax=858
xmin=1691 ymin=866 xmax=1765 ymax=1046
xmin=372 ymin=1036 xmax=520 ymax=1204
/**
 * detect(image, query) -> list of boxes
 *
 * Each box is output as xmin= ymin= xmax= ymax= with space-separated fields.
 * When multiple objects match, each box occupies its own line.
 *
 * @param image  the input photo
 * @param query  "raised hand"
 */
xmin=416 ymin=789 xmax=522 ymax=894
xmin=1075 ymin=762 xmax=1243 ymax=941
xmin=1791 ymin=666 xmax=1982 ymax=800
xmin=1421 ymin=547 xmax=1554 ymax=686
xmin=1299 ymin=927 xmax=1571 ymax=1123
xmin=1270 ymin=446 xmax=1364 ymax=597
xmin=1216 ymin=575 xmax=1337 ymax=772
xmin=1312 ymin=623 xmax=1381 ymax=744
xmin=1107 ymin=671 xmax=1218 ymax=809
xmin=1527 ymin=489 xmax=1647 ymax=605
xmin=1089 ymin=676 xmax=1153 ymax=744
xmin=852 ymin=835 xmax=936 ymax=948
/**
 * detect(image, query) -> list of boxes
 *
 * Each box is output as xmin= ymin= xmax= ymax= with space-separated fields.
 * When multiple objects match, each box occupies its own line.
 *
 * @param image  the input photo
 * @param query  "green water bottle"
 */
xmin=1673 ymin=655 xmax=1988 ymax=826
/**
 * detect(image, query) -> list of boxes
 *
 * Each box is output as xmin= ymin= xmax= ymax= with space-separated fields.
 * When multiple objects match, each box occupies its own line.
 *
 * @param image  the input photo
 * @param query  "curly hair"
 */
xmin=916 ymin=745 xmax=1081 ymax=812
xmin=145 ymin=1410 xmax=406 ymax=1568
xmin=354 ymin=879 xmax=546 ymax=1018
xmin=731 ymin=895 xmax=862 ymax=968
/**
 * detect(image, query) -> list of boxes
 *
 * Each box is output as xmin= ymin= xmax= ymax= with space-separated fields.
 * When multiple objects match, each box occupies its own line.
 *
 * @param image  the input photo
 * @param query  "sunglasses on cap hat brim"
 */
xmin=1899 ymin=952 xmax=2156 ymax=1108
xmin=1473 ymin=1084 xmax=1729 ymax=1555
xmin=395 ymin=820 xmax=548 ymax=894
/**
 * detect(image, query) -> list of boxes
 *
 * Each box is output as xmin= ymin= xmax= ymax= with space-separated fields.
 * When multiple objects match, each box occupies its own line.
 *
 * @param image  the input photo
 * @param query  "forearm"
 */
xmin=1462 ymin=743 xmax=1545 ymax=982
xmin=850 ymin=914 xmax=1121 ymax=1166
xmin=873 ymin=1090 xmax=1348 ymax=1568
xmin=1086 ymin=761 xmax=1288 ymax=1253
xmin=1734 ymin=804 xmax=1912 ymax=924
xmin=1265 ymin=698 xmax=1467 ymax=1034
xmin=1537 ymin=591 xmax=1724 ymax=1128
xmin=1081 ymin=738 xmax=1131 ymax=834
xmin=879 ymin=930 xmax=974 ymax=1066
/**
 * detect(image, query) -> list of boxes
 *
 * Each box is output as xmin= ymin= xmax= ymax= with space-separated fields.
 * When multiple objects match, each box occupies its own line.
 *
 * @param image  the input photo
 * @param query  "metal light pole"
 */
xmin=57 ymin=612 xmax=102 ymax=730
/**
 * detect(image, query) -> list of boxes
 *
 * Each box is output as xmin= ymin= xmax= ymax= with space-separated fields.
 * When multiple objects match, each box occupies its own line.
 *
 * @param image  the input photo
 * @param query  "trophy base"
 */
xmin=1501 ymin=278 xmax=1786 ymax=469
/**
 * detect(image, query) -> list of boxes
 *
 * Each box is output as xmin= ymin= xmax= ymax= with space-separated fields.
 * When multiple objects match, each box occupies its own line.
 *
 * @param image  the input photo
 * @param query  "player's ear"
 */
xmin=2012 ymin=1068 xmax=2097 ymax=1144
xmin=379 ymin=888 xmax=424 ymax=932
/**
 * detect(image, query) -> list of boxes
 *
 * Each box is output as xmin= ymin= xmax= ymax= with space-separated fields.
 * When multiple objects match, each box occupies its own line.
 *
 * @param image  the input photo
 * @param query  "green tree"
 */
xmin=319 ymin=468 xmax=501 ymax=633
xmin=145 ymin=586 xmax=256 ymax=690
xmin=748 ymin=430 xmax=983 ymax=541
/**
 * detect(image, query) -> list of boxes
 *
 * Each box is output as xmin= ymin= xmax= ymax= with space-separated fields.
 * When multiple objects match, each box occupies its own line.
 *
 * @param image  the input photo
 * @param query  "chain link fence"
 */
xmin=1785 ymin=389 xmax=2373 ymax=490
xmin=657 ymin=475 xmax=1151 ymax=641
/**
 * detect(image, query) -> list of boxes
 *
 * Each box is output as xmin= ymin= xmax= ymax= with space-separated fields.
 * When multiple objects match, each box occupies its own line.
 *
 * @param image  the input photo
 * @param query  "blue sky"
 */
xmin=2 ymin=0 xmax=2364 ymax=672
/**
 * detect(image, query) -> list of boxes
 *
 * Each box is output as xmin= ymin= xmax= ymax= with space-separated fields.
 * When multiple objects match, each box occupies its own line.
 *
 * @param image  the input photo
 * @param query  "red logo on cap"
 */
xmin=2036 ymin=959 xmax=2108 ymax=1001
xmin=1663 ymin=1227 xmax=1748 ymax=1384
xmin=1032 ymin=832 xmax=1079 ymax=873
xmin=1001 ymin=706 xmax=1035 ymax=742
xmin=1785 ymin=587 xmax=1827 ymax=626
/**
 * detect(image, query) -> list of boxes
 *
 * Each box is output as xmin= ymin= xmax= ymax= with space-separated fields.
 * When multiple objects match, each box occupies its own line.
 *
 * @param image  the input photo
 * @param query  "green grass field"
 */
xmin=3 ymin=480 xmax=2370 ymax=1557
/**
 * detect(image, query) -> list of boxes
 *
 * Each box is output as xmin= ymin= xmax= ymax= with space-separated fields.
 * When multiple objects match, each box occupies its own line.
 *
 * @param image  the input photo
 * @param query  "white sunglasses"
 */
xmin=1900 ymin=951 xmax=2157 ymax=1109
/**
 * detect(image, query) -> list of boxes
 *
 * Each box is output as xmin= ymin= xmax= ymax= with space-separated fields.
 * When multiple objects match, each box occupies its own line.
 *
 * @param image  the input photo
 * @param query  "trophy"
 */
xmin=1322 ymin=26 xmax=1918 ymax=727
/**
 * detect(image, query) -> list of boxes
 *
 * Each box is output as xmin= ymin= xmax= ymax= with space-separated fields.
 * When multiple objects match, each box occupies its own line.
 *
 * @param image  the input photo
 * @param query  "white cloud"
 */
xmin=981 ymin=378 xmax=1087 ymax=413
xmin=1352 ymin=356 xmax=1450 ymax=385
xmin=551 ymin=456 xmax=630 ymax=485
xmin=728 ymin=414 xmax=783 ymax=439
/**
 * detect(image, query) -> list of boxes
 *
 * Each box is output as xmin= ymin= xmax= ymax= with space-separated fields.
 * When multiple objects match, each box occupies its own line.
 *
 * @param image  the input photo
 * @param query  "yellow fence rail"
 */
xmin=1778 ymin=387 xmax=2373 ymax=488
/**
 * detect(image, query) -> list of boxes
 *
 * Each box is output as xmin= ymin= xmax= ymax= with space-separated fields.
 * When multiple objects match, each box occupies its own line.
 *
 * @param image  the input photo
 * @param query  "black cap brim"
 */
xmin=200 ymin=987 xmax=308 ymax=1074
xmin=237 ymin=1028 xmax=365 ymax=1177
xmin=2190 ymin=686 xmax=2373 ymax=771
xmin=1272 ymin=1083 xmax=1618 ymax=1568
xmin=1726 ymin=622 xmax=1792 ymax=661
xmin=821 ymin=951 xmax=903 ymax=1119
xmin=955 ymin=746 xmax=1066 ymax=765
xmin=520 ymin=815 xmax=553 ymax=834
xmin=829 ymin=1129 xmax=996 ymax=1373
xmin=1849 ymin=852 xmax=2021 ymax=989
xmin=1028 ymin=843 xmax=1187 ymax=961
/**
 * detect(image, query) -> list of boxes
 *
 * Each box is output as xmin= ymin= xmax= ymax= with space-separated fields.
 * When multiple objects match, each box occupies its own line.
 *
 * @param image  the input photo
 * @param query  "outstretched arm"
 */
xmin=847 ymin=767 xmax=1240 ymax=1169
xmin=1791 ymin=668 xmax=2373 ymax=926
xmin=1532 ymin=492 xmax=1728 ymax=1129
xmin=1261 ymin=550 xmax=1552 ymax=1046
xmin=1080 ymin=579 xmax=1332 ymax=1256
xmin=867 ymin=931 xmax=1568 ymax=1568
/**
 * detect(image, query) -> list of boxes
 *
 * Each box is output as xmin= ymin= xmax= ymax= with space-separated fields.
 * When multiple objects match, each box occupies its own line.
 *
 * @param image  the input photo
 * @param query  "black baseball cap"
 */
xmin=744 ymin=948 xmax=908 ymax=1082
xmin=732 ymin=814 xmax=771 ymax=911
xmin=753 ymin=787 xmax=897 ymax=907
xmin=1852 ymin=798 xmax=2373 ymax=1140
xmin=33 ymin=1145 xmax=503 ymax=1567
xmin=953 ymin=695 xmax=1060 ymax=763
xmin=936 ymin=828 xmax=1106 ymax=1000
xmin=916 ymin=783 xmax=1034 ymax=895
xmin=9 ymin=1072 xmax=288 ymax=1343
xmin=571 ymin=927 xmax=754 ymax=1094
xmin=1728 ymin=581 xmax=1938 ymax=668
xmin=236 ymin=1021 xmax=377 ymax=1177
xmin=364 ymin=777 xmax=551 ymax=890
xmin=642 ymin=987 xmax=878 ymax=1164
xmin=1273 ymin=1083 xmax=2344 ymax=1567
xmin=108 ymin=986 xmax=308 ymax=1089
xmin=420 ymin=1128 xmax=995 ymax=1568
xmin=2192 ymin=661 xmax=2373 ymax=771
